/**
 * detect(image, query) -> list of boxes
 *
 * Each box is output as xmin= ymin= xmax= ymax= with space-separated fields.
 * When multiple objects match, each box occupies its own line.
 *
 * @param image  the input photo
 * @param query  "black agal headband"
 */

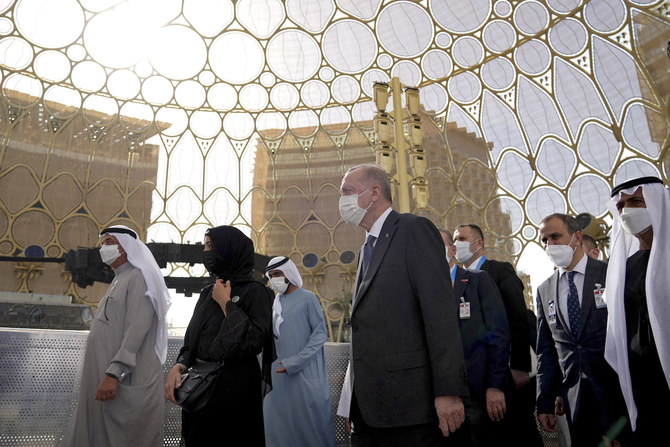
xmin=610 ymin=176 xmax=663 ymax=198
xmin=265 ymin=256 xmax=289 ymax=272
xmin=100 ymin=227 xmax=138 ymax=239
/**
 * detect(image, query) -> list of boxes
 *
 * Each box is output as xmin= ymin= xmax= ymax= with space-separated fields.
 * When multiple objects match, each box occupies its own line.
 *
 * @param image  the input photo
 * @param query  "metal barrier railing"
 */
xmin=0 ymin=328 xmax=351 ymax=447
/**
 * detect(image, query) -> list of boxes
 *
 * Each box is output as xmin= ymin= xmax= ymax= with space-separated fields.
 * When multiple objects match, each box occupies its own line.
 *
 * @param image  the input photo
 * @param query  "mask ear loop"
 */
xmin=359 ymin=187 xmax=374 ymax=211
xmin=471 ymin=238 xmax=482 ymax=255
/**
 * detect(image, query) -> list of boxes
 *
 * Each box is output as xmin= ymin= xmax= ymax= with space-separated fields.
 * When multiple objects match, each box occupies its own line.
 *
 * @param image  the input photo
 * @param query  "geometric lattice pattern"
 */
xmin=0 ymin=0 xmax=668 ymax=338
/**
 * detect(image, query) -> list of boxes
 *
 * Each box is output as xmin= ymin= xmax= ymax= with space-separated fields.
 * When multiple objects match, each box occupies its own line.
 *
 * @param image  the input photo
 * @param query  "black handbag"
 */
xmin=174 ymin=358 xmax=223 ymax=413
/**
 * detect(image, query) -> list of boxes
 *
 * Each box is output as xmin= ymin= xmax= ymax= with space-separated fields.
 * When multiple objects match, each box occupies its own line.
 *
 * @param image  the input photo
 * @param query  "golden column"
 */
xmin=372 ymin=78 xmax=427 ymax=213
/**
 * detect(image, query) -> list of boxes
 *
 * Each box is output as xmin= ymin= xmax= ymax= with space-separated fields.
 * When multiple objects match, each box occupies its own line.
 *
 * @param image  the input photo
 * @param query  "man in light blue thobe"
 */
xmin=263 ymin=256 xmax=336 ymax=447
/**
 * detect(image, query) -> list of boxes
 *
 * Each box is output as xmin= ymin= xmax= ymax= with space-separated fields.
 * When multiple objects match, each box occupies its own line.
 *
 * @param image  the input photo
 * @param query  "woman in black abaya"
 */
xmin=165 ymin=226 xmax=275 ymax=446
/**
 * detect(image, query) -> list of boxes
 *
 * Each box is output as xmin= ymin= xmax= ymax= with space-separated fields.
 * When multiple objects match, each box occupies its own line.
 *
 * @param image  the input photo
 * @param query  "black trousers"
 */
xmin=500 ymin=377 xmax=544 ymax=447
xmin=462 ymin=385 xmax=505 ymax=447
xmin=566 ymin=380 xmax=606 ymax=447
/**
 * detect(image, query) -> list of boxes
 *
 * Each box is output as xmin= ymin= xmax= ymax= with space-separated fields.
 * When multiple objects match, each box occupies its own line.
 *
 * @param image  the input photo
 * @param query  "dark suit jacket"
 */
xmin=351 ymin=210 xmax=468 ymax=428
xmin=481 ymin=259 xmax=532 ymax=372
xmin=536 ymin=256 xmax=624 ymax=425
xmin=453 ymin=266 xmax=511 ymax=399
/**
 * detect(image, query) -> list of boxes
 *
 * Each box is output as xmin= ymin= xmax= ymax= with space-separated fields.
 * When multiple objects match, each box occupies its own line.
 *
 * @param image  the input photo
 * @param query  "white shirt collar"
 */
xmin=558 ymin=250 xmax=587 ymax=277
xmin=467 ymin=255 xmax=484 ymax=270
xmin=367 ymin=207 xmax=393 ymax=240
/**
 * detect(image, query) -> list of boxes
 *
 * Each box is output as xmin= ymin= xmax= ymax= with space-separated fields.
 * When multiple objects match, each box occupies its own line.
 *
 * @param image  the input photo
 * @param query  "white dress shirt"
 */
xmin=366 ymin=206 xmax=393 ymax=247
xmin=557 ymin=252 xmax=587 ymax=333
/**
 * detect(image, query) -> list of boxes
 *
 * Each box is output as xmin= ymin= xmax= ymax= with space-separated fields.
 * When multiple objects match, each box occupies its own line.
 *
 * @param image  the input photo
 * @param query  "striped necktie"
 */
xmin=362 ymin=235 xmax=376 ymax=276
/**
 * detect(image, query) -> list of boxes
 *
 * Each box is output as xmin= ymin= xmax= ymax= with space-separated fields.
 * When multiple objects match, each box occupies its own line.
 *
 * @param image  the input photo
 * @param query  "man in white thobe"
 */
xmin=62 ymin=225 xmax=171 ymax=447
xmin=605 ymin=176 xmax=670 ymax=444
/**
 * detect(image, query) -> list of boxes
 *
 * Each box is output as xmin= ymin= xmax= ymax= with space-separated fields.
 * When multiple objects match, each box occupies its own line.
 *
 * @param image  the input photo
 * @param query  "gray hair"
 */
xmin=347 ymin=164 xmax=392 ymax=202
xmin=541 ymin=213 xmax=582 ymax=235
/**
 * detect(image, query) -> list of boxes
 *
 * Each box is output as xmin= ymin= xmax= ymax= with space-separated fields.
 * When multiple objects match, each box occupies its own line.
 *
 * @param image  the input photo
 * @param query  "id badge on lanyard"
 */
xmin=547 ymin=300 xmax=557 ymax=324
xmin=459 ymin=297 xmax=471 ymax=319
xmin=594 ymin=283 xmax=606 ymax=309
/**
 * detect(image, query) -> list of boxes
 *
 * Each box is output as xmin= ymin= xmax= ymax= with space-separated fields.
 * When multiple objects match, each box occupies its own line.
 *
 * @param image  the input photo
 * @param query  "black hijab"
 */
xmin=195 ymin=225 xmax=276 ymax=395
xmin=204 ymin=226 xmax=257 ymax=286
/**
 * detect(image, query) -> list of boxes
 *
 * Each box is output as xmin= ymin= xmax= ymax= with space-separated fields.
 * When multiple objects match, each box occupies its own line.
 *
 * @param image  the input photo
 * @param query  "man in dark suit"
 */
xmin=440 ymin=228 xmax=511 ymax=447
xmin=536 ymin=213 xmax=628 ymax=446
xmin=340 ymin=164 xmax=468 ymax=446
xmin=453 ymin=224 xmax=542 ymax=446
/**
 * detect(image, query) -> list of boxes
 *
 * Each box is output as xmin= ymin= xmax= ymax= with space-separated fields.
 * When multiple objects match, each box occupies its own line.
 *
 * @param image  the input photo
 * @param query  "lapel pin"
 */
xmin=232 ymin=296 xmax=240 ymax=303
xmin=461 ymin=279 xmax=468 ymax=283
xmin=385 ymin=233 xmax=389 ymax=238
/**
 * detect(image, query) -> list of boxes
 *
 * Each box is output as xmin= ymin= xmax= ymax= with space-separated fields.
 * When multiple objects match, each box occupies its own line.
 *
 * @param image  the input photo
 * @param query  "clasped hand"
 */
xmin=212 ymin=279 xmax=232 ymax=314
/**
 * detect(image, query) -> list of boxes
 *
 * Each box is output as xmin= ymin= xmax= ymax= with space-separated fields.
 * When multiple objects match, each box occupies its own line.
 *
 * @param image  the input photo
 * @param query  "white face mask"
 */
xmin=269 ymin=277 xmax=289 ymax=294
xmin=545 ymin=234 xmax=576 ymax=269
xmin=445 ymin=246 xmax=452 ymax=264
xmin=454 ymin=240 xmax=476 ymax=264
xmin=619 ymin=207 xmax=651 ymax=236
xmin=339 ymin=188 xmax=372 ymax=227
xmin=99 ymin=244 xmax=122 ymax=265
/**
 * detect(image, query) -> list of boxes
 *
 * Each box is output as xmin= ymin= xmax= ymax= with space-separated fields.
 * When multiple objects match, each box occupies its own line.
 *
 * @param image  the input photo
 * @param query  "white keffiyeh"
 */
xmin=605 ymin=181 xmax=670 ymax=430
xmin=265 ymin=256 xmax=302 ymax=336
xmin=101 ymin=225 xmax=172 ymax=364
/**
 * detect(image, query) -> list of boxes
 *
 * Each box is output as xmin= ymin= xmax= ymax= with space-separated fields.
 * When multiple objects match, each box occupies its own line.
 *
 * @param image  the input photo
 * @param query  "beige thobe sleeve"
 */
xmin=105 ymin=270 xmax=155 ymax=379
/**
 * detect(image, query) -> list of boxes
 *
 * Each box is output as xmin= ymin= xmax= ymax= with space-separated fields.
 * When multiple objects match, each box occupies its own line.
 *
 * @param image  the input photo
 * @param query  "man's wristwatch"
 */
xmin=105 ymin=372 xmax=119 ymax=381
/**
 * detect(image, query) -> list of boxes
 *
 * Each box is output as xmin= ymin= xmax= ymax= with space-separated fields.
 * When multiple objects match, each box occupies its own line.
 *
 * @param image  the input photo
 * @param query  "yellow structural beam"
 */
xmin=390 ymin=77 xmax=411 ymax=213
